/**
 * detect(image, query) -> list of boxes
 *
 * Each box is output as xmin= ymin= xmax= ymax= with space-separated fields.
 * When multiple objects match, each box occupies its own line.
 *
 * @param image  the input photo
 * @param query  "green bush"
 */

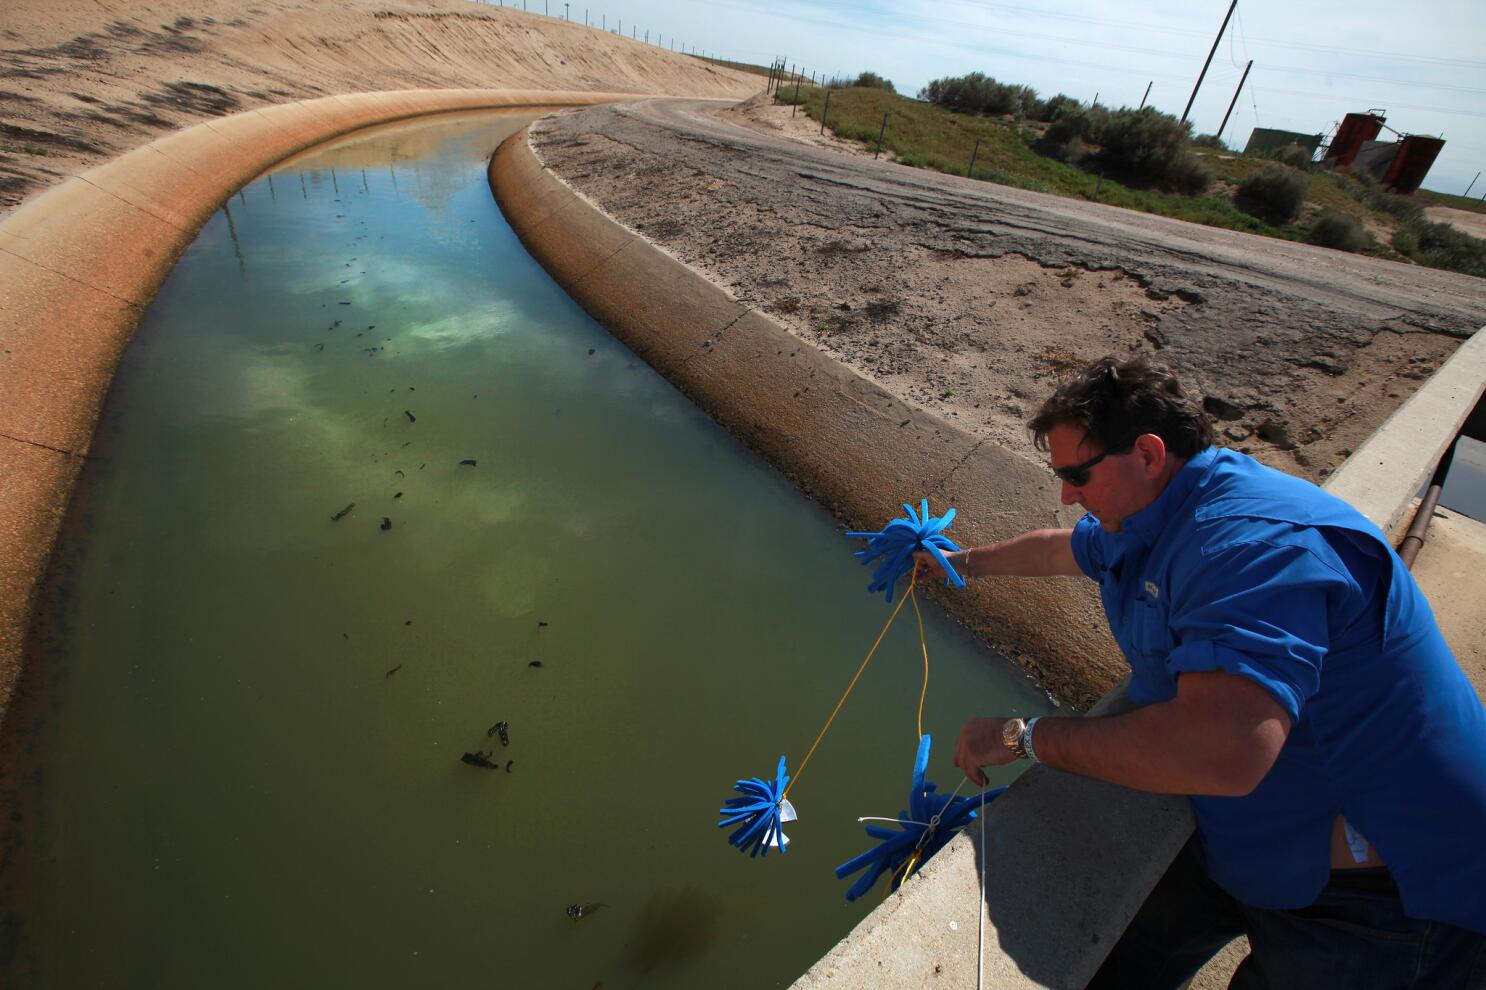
xmin=1191 ymin=133 xmax=1226 ymax=150
xmin=1272 ymin=143 xmax=1314 ymax=169
xmin=853 ymin=71 xmax=895 ymax=93
xmin=1305 ymin=211 xmax=1366 ymax=252
xmin=1037 ymin=94 xmax=1082 ymax=123
xmin=1097 ymin=107 xmax=1210 ymax=193
xmin=1236 ymin=165 xmax=1310 ymax=223
xmin=919 ymin=72 xmax=1023 ymax=116
xmin=1392 ymin=219 xmax=1486 ymax=277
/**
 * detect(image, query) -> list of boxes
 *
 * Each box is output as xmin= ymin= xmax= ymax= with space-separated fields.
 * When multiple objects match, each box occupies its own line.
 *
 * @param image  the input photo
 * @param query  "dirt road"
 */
xmin=531 ymin=97 xmax=1484 ymax=480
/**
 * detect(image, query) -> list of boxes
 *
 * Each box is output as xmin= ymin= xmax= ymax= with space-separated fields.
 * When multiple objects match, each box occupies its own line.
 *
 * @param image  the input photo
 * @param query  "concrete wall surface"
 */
xmin=0 ymin=89 xmax=643 ymax=724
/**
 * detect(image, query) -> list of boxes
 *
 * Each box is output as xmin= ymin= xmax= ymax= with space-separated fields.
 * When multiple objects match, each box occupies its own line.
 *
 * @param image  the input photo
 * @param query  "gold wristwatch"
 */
xmin=1001 ymin=717 xmax=1028 ymax=759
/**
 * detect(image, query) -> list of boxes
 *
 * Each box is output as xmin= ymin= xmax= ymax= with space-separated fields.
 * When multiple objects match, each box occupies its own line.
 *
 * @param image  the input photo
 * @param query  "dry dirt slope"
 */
xmin=0 ymin=0 xmax=758 ymax=217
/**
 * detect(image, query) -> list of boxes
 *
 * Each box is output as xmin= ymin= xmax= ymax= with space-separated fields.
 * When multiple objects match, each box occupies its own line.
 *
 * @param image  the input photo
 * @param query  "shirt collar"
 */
xmin=1117 ymin=446 xmax=1218 ymax=549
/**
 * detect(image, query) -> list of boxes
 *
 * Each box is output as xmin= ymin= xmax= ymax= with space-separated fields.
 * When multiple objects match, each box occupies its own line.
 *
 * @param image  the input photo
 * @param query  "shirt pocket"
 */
xmin=1128 ymin=589 xmax=1174 ymax=660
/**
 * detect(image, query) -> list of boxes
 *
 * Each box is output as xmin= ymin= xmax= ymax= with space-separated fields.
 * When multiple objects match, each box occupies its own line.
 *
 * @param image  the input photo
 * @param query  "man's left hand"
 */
xmin=955 ymin=717 xmax=1018 ymax=786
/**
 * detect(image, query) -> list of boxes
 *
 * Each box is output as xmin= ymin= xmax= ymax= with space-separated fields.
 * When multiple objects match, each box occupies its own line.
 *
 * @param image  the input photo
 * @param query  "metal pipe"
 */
xmin=1398 ymin=437 xmax=1458 ymax=569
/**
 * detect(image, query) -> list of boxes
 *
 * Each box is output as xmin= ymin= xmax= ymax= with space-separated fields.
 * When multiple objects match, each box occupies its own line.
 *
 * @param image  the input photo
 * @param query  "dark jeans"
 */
xmin=1087 ymin=839 xmax=1486 ymax=990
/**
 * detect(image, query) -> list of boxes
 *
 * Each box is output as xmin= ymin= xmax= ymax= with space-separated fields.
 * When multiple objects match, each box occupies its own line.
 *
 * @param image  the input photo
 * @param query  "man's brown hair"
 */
xmin=1028 ymin=355 xmax=1216 ymax=457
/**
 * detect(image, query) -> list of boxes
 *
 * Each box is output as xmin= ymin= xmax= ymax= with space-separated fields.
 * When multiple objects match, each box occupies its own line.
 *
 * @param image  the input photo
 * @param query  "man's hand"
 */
xmin=954 ymin=717 xmax=1018 ymax=786
xmin=913 ymin=549 xmax=964 ymax=582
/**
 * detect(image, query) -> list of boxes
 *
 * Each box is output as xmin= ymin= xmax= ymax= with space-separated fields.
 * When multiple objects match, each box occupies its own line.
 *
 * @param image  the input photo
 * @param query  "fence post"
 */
xmin=874 ymin=112 xmax=888 ymax=159
xmin=969 ymin=138 xmax=980 ymax=179
xmin=821 ymin=89 xmax=831 ymax=135
xmin=792 ymin=75 xmax=802 ymax=117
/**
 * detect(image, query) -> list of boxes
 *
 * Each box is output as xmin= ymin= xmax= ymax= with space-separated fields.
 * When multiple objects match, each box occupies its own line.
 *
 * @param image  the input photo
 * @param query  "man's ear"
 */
xmin=1134 ymin=433 xmax=1167 ymax=478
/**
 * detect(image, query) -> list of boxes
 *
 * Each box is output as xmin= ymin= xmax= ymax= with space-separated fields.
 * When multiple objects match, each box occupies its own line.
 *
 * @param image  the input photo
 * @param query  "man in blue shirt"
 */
xmin=916 ymin=356 xmax=1486 ymax=987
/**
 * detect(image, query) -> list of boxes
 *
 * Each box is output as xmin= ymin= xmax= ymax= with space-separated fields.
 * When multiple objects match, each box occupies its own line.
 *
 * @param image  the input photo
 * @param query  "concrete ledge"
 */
xmin=0 ymin=89 xmax=645 ymax=724
xmin=490 ymin=125 xmax=1128 ymax=708
xmin=1325 ymin=325 xmax=1486 ymax=532
xmin=792 ymin=684 xmax=1191 ymax=990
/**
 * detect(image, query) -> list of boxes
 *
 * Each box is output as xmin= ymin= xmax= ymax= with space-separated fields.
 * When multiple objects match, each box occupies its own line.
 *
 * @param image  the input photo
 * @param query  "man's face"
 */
xmin=1047 ymin=422 xmax=1165 ymax=532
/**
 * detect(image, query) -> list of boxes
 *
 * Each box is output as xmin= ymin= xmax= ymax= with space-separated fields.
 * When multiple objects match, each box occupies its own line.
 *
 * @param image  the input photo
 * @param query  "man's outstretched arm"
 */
xmin=956 ymin=669 xmax=1292 ymax=797
xmin=915 ymin=527 xmax=1082 ymax=581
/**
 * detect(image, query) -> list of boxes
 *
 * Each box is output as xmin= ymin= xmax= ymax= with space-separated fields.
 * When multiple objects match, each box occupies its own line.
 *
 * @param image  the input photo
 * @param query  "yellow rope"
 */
xmin=783 ymin=570 xmax=919 ymax=801
xmin=909 ymin=580 xmax=930 ymax=741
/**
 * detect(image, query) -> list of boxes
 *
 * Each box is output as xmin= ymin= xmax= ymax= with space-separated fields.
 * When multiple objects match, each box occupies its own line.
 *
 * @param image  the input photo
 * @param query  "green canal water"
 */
xmin=3 ymin=110 xmax=1052 ymax=988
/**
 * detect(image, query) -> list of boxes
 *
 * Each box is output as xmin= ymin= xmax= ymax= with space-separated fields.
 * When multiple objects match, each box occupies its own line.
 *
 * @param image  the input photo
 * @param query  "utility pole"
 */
xmin=1217 ymin=59 xmax=1253 ymax=141
xmin=1139 ymin=81 xmax=1152 ymax=110
xmin=1182 ymin=0 xmax=1238 ymax=125
xmin=563 ymin=2 xmax=568 ymax=20
xmin=1465 ymin=171 xmax=1481 ymax=198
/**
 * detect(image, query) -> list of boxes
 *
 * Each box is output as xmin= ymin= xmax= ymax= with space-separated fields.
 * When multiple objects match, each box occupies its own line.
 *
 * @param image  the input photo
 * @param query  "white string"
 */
xmin=977 ymin=786 xmax=988 ymax=990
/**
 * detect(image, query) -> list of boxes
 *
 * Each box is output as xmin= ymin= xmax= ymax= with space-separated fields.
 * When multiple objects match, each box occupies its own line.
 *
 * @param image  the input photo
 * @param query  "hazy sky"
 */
xmin=529 ymin=0 xmax=1486 ymax=197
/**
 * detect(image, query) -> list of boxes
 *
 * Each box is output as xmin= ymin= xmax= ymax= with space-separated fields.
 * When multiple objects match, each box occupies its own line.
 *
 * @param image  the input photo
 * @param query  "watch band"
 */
xmin=1023 ymin=717 xmax=1041 ymax=763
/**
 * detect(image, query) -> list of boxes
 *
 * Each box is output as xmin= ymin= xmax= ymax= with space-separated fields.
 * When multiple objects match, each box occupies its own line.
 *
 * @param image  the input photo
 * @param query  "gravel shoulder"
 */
xmin=531 ymin=96 xmax=1484 ymax=482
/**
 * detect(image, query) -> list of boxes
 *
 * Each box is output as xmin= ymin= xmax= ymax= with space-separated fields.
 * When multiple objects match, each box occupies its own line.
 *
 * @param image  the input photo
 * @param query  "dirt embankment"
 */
xmin=0 ymin=0 xmax=758 ymax=218
xmin=530 ymin=97 xmax=1484 ymax=481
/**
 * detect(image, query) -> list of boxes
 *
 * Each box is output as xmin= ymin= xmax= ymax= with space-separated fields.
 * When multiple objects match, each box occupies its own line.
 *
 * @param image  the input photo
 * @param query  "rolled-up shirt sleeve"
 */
xmin=1164 ymin=541 xmax=1348 ymax=723
xmin=1070 ymin=513 xmax=1106 ymax=581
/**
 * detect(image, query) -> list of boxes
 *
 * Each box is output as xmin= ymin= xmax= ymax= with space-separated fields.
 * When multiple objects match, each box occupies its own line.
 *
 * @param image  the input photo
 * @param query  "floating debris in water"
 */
xmin=489 ymin=721 xmax=510 ymax=747
xmin=380 ymin=517 xmax=392 ymax=531
xmin=385 ymin=664 xmax=402 ymax=678
xmin=393 ymin=491 xmax=404 ymax=499
xmin=528 ymin=660 xmax=544 ymax=669
xmin=461 ymin=752 xmax=498 ymax=770
xmin=395 ymin=470 xmax=405 ymax=478
xmin=538 ymin=621 xmax=549 ymax=628
xmin=506 ymin=760 xmax=514 ymax=773
xmin=566 ymin=903 xmax=605 ymax=921
xmin=404 ymin=410 xmax=416 ymax=423
xmin=331 ymin=503 xmax=355 ymax=522
xmin=588 ymin=348 xmax=596 ymax=355
xmin=459 ymin=459 xmax=477 ymax=467
xmin=404 ymin=620 xmax=412 ymax=626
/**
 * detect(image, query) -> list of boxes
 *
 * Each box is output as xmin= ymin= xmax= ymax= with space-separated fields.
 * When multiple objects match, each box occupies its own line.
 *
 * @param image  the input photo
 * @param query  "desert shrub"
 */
xmin=853 ymin=71 xmax=895 ymax=93
xmin=1045 ymin=134 xmax=1087 ymax=163
xmin=1191 ymin=133 xmax=1226 ymax=150
xmin=919 ymin=72 xmax=1022 ymax=116
xmin=1097 ymin=107 xmax=1210 ymax=193
xmin=1393 ymin=219 xmax=1486 ymax=277
xmin=1368 ymin=190 xmax=1423 ymax=223
xmin=1037 ymin=93 xmax=1081 ymax=123
xmin=1236 ymin=165 xmax=1310 ymax=223
xmin=1272 ymin=143 xmax=1314 ymax=169
xmin=1015 ymin=85 xmax=1042 ymax=119
xmin=1305 ymin=211 xmax=1366 ymax=252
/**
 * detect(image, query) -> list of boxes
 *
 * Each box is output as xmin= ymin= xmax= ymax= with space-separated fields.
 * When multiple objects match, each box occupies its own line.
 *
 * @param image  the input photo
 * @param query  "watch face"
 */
xmin=1002 ymin=718 xmax=1024 ymax=748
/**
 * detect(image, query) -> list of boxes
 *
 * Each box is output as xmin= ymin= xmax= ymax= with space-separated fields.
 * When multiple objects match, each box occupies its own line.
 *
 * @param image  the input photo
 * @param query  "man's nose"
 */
xmin=1060 ymin=481 xmax=1080 ymax=506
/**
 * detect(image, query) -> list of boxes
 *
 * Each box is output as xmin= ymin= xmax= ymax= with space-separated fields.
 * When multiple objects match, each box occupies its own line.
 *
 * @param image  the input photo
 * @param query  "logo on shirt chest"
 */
xmin=1143 ymin=579 xmax=1161 ymax=600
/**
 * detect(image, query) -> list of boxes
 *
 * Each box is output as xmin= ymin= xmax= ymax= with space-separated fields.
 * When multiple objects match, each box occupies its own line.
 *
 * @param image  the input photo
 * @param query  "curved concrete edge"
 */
xmin=0 ymin=89 xmax=649 ymax=725
xmin=1325 ymin=325 xmax=1486 ymax=532
xmin=489 ymin=124 xmax=1126 ymax=708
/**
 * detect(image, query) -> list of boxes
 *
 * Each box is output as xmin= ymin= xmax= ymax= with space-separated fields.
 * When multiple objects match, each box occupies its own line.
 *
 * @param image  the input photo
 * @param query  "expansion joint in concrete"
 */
xmin=0 ymin=245 xmax=145 ymax=311
xmin=677 ymin=308 xmax=750 ymax=370
xmin=0 ymin=431 xmax=85 ymax=460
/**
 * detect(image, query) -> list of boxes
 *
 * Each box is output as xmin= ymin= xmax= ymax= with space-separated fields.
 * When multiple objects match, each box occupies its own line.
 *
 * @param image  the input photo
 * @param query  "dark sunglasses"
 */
xmin=1052 ymin=439 xmax=1136 ymax=487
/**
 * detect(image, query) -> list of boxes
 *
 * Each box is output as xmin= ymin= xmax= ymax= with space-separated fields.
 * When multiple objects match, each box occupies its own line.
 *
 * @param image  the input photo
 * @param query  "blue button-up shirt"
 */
xmin=1071 ymin=447 xmax=1486 ymax=932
